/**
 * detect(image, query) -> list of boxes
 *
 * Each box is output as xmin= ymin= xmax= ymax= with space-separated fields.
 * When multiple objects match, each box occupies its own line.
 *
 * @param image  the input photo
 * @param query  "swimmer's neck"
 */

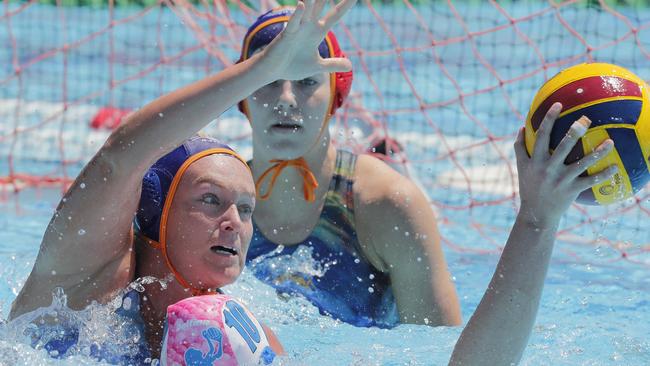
xmin=135 ymin=238 xmax=198 ymax=357
xmin=252 ymin=137 xmax=337 ymax=245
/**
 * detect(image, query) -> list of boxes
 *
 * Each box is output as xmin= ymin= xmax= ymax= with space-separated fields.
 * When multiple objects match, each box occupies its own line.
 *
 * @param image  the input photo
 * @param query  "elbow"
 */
xmin=99 ymin=124 xmax=152 ymax=176
xmin=445 ymin=311 xmax=463 ymax=327
xmin=432 ymin=310 xmax=463 ymax=328
xmin=444 ymin=293 xmax=463 ymax=326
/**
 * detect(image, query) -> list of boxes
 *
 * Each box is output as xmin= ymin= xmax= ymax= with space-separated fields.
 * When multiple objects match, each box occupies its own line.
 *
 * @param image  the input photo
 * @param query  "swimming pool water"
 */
xmin=2 ymin=2 xmax=650 ymax=365
xmin=1 ymin=182 xmax=649 ymax=365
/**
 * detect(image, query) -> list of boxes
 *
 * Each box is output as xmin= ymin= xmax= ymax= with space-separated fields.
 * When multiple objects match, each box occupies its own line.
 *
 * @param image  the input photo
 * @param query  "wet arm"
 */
xmin=448 ymin=215 xmax=557 ymax=365
xmin=355 ymin=157 xmax=461 ymax=326
xmin=449 ymin=105 xmax=616 ymax=365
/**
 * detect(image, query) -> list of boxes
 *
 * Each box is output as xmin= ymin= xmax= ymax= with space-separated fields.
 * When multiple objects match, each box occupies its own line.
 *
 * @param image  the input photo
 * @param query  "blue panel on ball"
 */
xmin=549 ymin=99 xmax=642 ymax=150
xmin=606 ymin=128 xmax=650 ymax=193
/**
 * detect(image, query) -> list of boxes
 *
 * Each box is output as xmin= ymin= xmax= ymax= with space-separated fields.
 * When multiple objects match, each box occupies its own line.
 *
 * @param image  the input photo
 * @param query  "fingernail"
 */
xmin=596 ymin=140 xmax=614 ymax=152
xmin=551 ymin=102 xmax=562 ymax=112
xmin=571 ymin=116 xmax=591 ymax=136
xmin=577 ymin=115 xmax=592 ymax=128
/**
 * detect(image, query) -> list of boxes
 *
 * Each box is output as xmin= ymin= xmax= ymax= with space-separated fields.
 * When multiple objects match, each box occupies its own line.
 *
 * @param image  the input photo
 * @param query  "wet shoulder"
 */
xmin=353 ymin=154 xmax=416 ymax=205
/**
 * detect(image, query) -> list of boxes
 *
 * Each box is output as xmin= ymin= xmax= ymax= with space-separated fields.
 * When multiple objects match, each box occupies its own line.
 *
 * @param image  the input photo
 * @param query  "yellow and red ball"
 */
xmin=525 ymin=62 xmax=650 ymax=205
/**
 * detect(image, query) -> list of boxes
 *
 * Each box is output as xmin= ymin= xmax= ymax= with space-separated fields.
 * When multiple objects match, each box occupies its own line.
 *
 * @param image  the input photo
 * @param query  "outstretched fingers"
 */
xmin=319 ymin=57 xmax=352 ymax=73
xmin=532 ymin=102 xmax=562 ymax=163
xmin=311 ymin=0 xmax=326 ymax=21
xmin=513 ymin=127 xmax=528 ymax=167
xmin=565 ymin=138 xmax=614 ymax=179
xmin=285 ymin=1 xmax=306 ymax=34
xmin=574 ymin=164 xmax=618 ymax=193
xmin=549 ymin=115 xmax=591 ymax=168
xmin=323 ymin=0 xmax=358 ymax=29
xmin=303 ymin=0 xmax=316 ymax=21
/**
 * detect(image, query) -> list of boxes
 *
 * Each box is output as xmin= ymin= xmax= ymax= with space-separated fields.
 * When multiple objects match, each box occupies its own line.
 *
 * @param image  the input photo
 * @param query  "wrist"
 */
xmin=516 ymin=206 xmax=561 ymax=232
xmin=245 ymin=52 xmax=280 ymax=85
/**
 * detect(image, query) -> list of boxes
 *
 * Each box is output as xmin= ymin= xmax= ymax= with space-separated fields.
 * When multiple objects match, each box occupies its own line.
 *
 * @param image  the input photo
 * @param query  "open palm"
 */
xmin=260 ymin=0 xmax=356 ymax=81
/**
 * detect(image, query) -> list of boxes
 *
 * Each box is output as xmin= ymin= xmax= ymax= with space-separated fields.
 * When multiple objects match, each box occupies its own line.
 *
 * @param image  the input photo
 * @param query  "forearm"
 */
xmin=392 ymin=256 xmax=461 ymax=326
xmin=106 ymin=52 xmax=275 ymax=168
xmin=449 ymin=213 xmax=558 ymax=366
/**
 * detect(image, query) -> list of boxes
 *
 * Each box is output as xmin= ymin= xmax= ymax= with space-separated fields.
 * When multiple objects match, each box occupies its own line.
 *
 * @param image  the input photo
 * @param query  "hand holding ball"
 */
xmin=525 ymin=63 xmax=650 ymax=205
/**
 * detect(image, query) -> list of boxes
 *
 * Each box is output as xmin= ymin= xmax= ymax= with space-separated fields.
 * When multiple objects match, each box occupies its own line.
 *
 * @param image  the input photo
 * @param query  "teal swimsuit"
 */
xmin=246 ymin=150 xmax=398 ymax=328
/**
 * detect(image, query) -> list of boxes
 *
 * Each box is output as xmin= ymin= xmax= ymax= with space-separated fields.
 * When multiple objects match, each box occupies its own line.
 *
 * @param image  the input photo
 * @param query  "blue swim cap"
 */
xmin=135 ymin=136 xmax=250 ymax=295
xmin=135 ymin=136 xmax=247 ymax=242
xmin=241 ymin=7 xmax=331 ymax=61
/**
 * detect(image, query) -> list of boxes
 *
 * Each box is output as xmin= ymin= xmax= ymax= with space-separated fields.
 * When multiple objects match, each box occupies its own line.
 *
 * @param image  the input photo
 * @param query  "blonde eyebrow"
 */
xmin=193 ymin=176 xmax=226 ymax=188
xmin=193 ymin=176 xmax=255 ymax=197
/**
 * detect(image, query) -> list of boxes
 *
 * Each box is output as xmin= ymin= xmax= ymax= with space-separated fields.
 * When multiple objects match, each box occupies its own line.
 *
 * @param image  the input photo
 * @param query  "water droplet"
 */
xmin=273 ymin=229 xmax=278 ymax=234
xmin=122 ymin=296 xmax=132 ymax=310
xmin=354 ymin=258 xmax=360 ymax=264
xmin=263 ymin=103 xmax=269 ymax=108
xmin=417 ymin=257 xmax=422 ymax=262
xmin=80 ymin=182 xmax=86 ymax=189
xmin=158 ymin=112 xmax=164 ymax=117
xmin=368 ymin=287 xmax=374 ymax=293
xmin=78 ymin=229 xmax=86 ymax=236
xmin=369 ymin=274 xmax=375 ymax=280
xmin=51 ymin=270 xmax=57 ymax=275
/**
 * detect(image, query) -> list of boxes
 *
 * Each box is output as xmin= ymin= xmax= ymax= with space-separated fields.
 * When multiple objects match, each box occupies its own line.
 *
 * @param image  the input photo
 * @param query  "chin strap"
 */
xmin=138 ymin=147 xmax=249 ymax=297
xmin=255 ymin=157 xmax=319 ymax=202
xmin=138 ymin=233 xmax=217 ymax=297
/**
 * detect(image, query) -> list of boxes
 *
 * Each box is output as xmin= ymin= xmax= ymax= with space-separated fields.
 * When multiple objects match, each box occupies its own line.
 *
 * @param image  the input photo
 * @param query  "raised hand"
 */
xmin=514 ymin=102 xmax=618 ymax=228
xmin=258 ymin=0 xmax=356 ymax=81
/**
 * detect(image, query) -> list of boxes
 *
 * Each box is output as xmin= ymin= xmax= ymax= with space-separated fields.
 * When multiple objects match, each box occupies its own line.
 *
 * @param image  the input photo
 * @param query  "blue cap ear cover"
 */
xmin=135 ymin=136 xmax=236 ymax=242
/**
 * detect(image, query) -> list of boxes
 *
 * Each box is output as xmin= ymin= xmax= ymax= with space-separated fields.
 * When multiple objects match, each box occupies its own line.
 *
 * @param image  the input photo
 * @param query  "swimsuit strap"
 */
xmin=326 ymin=149 xmax=357 ymax=209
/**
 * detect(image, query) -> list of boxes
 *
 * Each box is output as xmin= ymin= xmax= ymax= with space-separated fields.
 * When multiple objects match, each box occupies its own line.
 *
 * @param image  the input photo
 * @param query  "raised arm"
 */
xmin=449 ymin=103 xmax=617 ymax=365
xmin=355 ymin=155 xmax=461 ymax=326
xmin=10 ymin=0 xmax=356 ymax=318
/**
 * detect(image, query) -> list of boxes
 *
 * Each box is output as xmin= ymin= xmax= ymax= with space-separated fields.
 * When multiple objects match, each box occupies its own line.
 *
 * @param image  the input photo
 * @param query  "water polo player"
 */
xmin=238 ymin=6 xmax=461 ymax=328
xmin=159 ymin=101 xmax=617 ymax=366
xmin=11 ymin=135 xmax=283 ymax=363
xmin=9 ymin=0 xmax=359 ymax=361
xmin=9 ymin=0 xmax=619 ymax=364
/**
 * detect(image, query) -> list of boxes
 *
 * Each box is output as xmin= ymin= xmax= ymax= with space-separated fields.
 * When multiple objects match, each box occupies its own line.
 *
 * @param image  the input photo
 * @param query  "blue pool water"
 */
xmin=1 ymin=1 xmax=650 ymax=365
xmin=1 ymin=183 xmax=649 ymax=365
